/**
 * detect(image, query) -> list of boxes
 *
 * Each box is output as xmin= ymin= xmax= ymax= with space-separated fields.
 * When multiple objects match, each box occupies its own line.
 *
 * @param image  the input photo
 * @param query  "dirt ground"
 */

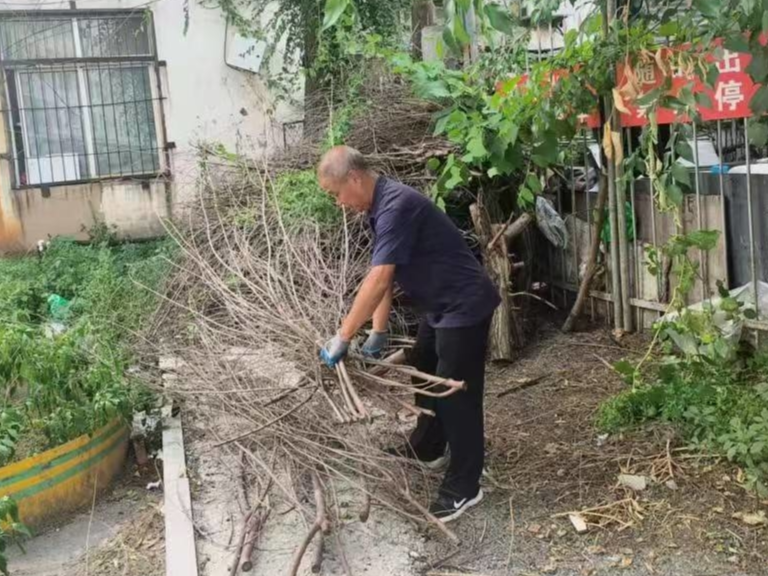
xmin=180 ymin=316 xmax=767 ymax=576
xmin=27 ymin=316 xmax=767 ymax=576
xmin=417 ymin=318 xmax=768 ymax=576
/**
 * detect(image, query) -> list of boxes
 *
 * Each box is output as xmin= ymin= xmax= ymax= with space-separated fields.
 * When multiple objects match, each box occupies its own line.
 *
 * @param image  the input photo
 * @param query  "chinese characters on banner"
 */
xmin=616 ymin=43 xmax=760 ymax=127
xmin=495 ymin=39 xmax=761 ymax=130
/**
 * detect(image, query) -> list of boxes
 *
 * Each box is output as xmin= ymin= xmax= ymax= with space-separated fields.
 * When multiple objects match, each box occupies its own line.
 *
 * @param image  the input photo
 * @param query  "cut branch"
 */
xmin=562 ymin=174 xmax=609 ymax=333
xmin=289 ymin=472 xmax=328 ymax=576
xmin=470 ymin=202 xmax=523 ymax=361
xmin=401 ymin=490 xmax=460 ymax=544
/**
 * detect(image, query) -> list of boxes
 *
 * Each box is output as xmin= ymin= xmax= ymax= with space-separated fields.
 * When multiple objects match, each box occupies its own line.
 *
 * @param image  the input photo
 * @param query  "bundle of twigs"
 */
xmin=156 ymin=159 xmax=463 ymax=574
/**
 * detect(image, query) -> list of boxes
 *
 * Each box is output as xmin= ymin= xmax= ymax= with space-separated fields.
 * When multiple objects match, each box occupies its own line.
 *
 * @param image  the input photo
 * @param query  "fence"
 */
xmin=518 ymin=17 xmax=768 ymax=339
xmin=544 ymin=118 xmax=768 ymax=339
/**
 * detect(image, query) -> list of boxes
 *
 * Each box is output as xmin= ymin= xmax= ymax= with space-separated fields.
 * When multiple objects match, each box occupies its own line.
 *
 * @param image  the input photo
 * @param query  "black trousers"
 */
xmin=405 ymin=315 xmax=492 ymax=499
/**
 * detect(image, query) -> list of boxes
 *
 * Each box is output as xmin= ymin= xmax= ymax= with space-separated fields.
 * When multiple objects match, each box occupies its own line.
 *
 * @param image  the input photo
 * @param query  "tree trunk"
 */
xmin=301 ymin=0 xmax=325 ymax=138
xmin=562 ymin=175 xmax=609 ymax=333
xmin=470 ymin=203 xmax=524 ymax=362
xmin=411 ymin=0 xmax=436 ymax=60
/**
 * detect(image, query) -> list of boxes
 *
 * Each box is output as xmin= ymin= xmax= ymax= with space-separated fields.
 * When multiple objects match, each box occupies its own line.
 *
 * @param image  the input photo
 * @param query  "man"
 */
xmin=317 ymin=146 xmax=500 ymax=523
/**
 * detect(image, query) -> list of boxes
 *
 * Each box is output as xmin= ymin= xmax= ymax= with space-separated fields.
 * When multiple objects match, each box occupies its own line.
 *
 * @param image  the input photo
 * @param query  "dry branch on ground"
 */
xmin=153 ymin=152 xmax=466 ymax=570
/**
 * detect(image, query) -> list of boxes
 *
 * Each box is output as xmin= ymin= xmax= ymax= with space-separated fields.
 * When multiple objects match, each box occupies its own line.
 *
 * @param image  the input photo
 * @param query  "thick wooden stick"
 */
xmin=562 ymin=174 xmax=609 ymax=333
xmin=503 ymin=212 xmax=535 ymax=246
xmin=239 ymin=509 xmax=269 ymax=572
xmin=319 ymin=383 xmax=347 ymax=423
xmin=488 ymin=212 xmax=534 ymax=252
xmin=231 ymin=481 xmax=272 ymax=575
xmin=229 ymin=509 xmax=253 ymax=576
xmin=335 ymin=365 xmax=359 ymax=419
xmin=367 ymin=348 xmax=409 ymax=377
xmin=338 ymin=360 xmax=368 ymax=419
xmin=383 ymin=348 xmax=408 ymax=364
xmin=289 ymin=472 xmax=328 ymax=576
xmin=392 ymin=397 xmax=436 ymax=418
xmin=355 ymin=360 xmax=465 ymax=390
xmin=359 ymin=493 xmax=371 ymax=523
xmin=289 ymin=524 xmax=321 ymax=576
xmin=354 ymin=370 xmax=463 ymax=398
xmin=311 ymin=533 xmax=324 ymax=574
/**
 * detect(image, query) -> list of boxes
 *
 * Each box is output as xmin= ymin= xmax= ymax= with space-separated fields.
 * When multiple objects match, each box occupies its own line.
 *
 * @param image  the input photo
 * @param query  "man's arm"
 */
xmin=372 ymin=285 xmax=393 ymax=332
xmin=339 ymin=265 xmax=395 ymax=341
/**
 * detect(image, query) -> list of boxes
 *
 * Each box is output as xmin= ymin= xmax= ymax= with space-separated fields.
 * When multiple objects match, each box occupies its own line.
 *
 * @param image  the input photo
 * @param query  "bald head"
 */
xmin=318 ymin=146 xmax=371 ymax=180
xmin=317 ymin=146 xmax=378 ymax=213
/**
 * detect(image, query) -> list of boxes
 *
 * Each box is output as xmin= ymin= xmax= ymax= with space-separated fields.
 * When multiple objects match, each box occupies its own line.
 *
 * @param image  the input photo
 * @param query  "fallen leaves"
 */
xmin=617 ymin=474 xmax=648 ymax=492
xmin=732 ymin=510 xmax=767 ymax=526
xmin=556 ymin=498 xmax=644 ymax=532
xmin=527 ymin=523 xmax=542 ymax=534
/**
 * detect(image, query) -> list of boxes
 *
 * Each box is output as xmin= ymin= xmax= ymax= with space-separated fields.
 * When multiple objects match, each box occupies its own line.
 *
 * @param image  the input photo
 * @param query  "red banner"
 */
xmin=495 ymin=38 xmax=762 ymax=130
xmin=616 ymin=42 xmax=760 ymax=127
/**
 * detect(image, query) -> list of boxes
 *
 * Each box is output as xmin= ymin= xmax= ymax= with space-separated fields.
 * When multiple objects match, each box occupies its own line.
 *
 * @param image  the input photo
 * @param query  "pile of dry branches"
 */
xmin=156 ymin=155 xmax=464 ymax=574
xmin=274 ymin=77 xmax=455 ymax=188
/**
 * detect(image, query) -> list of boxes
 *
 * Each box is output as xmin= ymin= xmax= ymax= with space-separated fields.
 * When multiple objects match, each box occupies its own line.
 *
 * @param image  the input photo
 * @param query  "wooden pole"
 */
xmin=411 ymin=0 xmax=436 ymax=60
xmin=603 ymin=0 xmax=624 ymax=332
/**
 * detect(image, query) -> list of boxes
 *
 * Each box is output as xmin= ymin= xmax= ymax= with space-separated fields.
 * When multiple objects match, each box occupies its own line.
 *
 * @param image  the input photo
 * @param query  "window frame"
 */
xmin=0 ymin=9 xmax=167 ymax=190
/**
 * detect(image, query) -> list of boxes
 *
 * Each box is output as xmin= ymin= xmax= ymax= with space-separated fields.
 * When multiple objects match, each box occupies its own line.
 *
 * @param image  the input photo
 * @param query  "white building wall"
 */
xmin=0 ymin=0 xmax=302 ymax=251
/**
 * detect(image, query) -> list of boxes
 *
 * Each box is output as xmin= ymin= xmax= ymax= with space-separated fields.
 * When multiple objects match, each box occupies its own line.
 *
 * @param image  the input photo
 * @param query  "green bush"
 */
xmin=0 ymin=238 xmax=173 ymax=466
xmin=597 ymin=355 xmax=768 ymax=495
xmin=274 ymin=170 xmax=341 ymax=227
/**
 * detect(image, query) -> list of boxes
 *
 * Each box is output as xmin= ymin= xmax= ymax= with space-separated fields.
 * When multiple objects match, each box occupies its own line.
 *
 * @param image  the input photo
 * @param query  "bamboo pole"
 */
xmin=614 ymin=122 xmax=633 ymax=332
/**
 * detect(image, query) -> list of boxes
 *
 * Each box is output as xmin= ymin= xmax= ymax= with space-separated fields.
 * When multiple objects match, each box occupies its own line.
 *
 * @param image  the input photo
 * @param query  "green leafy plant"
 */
xmin=0 ymin=239 xmax=173 ymax=466
xmin=207 ymin=0 xmax=409 ymax=105
xmin=273 ymin=169 xmax=341 ymax=227
xmin=0 ymin=497 xmax=29 ymax=576
xmin=598 ymin=354 xmax=768 ymax=495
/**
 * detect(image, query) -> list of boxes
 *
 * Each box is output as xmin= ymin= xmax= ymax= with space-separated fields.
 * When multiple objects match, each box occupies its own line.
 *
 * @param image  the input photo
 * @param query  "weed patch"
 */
xmin=0 ymin=238 xmax=172 ymax=466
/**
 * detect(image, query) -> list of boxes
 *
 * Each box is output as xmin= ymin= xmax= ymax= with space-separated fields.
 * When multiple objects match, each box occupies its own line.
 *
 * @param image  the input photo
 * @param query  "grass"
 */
xmin=274 ymin=170 xmax=341 ymax=227
xmin=597 ymin=351 xmax=768 ymax=495
xmin=0 ymin=237 xmax=173 ymax=467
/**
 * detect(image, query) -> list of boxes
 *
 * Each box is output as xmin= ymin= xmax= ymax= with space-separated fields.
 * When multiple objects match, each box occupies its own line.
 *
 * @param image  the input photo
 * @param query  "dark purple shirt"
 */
xmin=368 ymin=176 xmax=500 ymax=328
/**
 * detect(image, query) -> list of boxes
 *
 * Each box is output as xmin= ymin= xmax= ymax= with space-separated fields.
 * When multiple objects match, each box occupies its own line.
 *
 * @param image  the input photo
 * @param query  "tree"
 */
xmin=411 ymin=0 xmax=436 ymax=59
xmin=209 ymin=0 xmax=410 ymax=99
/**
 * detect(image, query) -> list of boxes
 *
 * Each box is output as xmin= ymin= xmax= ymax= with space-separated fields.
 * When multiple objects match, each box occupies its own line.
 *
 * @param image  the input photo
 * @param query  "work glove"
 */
xmin=320 ymin=334 xmax=349 ymax=368
xmin=361 ymin=330 xmax=387 ymax=359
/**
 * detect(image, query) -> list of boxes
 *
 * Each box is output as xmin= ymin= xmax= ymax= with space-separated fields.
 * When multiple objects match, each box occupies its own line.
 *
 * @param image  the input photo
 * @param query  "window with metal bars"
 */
xmin=0 ymin=11 xmax=164 ymax=188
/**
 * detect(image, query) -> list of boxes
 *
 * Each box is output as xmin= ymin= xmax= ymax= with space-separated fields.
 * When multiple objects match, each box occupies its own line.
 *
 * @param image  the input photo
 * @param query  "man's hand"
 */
xmin=361 ymin=330 xmax=387 ymax=359
xmin=320 ymin=334 xmax=349 ymax=368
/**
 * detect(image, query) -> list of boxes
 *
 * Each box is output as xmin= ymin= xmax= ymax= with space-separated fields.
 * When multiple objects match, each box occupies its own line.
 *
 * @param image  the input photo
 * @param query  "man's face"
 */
xmin=319 ymin=171 xmax=369 ymax=212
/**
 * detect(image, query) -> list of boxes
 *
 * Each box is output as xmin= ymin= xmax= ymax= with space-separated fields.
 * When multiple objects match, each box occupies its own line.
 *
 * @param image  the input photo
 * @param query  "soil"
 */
xmin=419 ymin=318 xmax=768 ymax=576
xmin=16 ymin=317 xmax=766 ymax=576
xmin=180 ymin=316 xmax=767 ymax=576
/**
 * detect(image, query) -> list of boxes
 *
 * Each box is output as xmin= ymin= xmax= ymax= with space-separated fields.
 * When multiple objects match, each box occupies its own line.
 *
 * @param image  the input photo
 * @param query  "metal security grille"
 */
xmin=0 ymin=11 xmax=165 ymax=188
